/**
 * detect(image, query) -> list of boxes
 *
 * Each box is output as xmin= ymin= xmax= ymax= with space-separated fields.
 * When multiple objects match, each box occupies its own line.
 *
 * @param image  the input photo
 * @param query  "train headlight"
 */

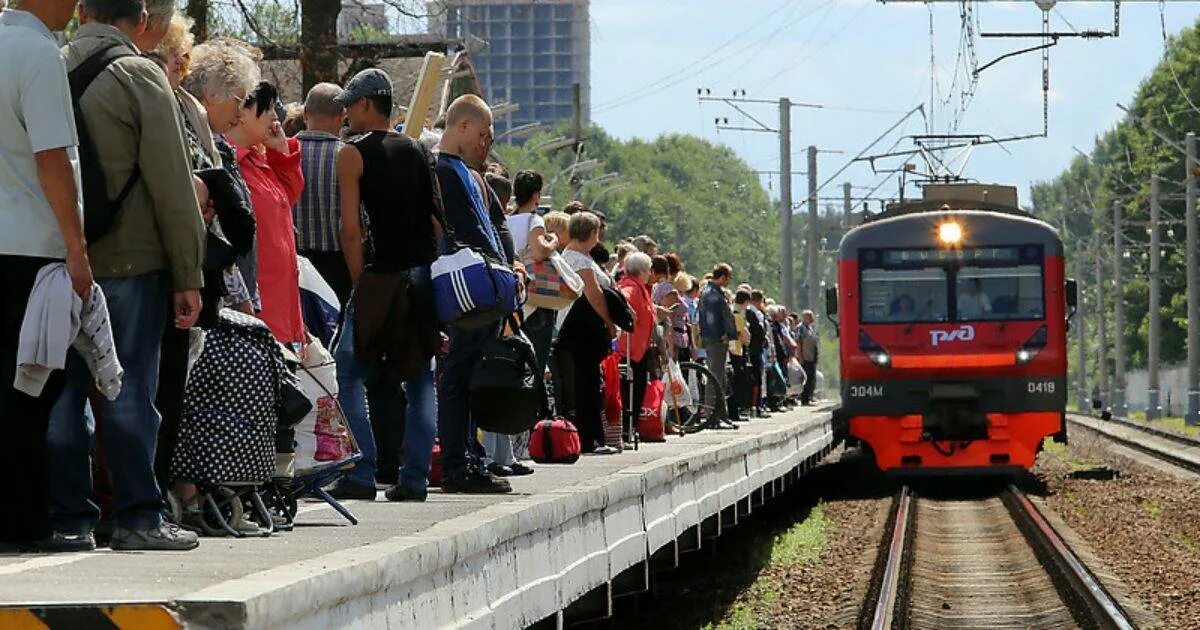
xmin=1015 ymin=326 xmax=1048 ymax=364
xmin=938 ymin=221 xmax=963 ymax=245
xmin=859 ymin=330 xmax=891 ymax=368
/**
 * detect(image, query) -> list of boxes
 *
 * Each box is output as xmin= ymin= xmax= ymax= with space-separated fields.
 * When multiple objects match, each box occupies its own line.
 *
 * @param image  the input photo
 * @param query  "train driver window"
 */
xmin=861 ymin=268 xmax=948 ymax=323
xmin=956 ymin=265 xmax=1043 ymax=321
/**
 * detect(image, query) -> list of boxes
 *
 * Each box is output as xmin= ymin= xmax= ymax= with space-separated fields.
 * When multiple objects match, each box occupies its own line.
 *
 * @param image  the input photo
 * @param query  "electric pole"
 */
xmin=1075 ymin=244 xmax=1087 ymax=412
xmin=1113 ymin=200 xmax=1126 ymax=416
xmin=698 ymin=92 xmax=824 ymax=309
xmin=1188 ymin=132 xmax=1200 ymax=425
xmin=1148 ymin=175 xmax=1161 ymax=420
xmin=780 ymin=99 xmax=794 ymax=308
xmin=843 ymin=182 xmax=852 ymax=230
xmin=570 ymin=82 xmax=582 ymax=201
xmin=1097 ymin=238 xmax=1109 ymax=411
xmin=807 ymin=145 xmax=820 ymax=311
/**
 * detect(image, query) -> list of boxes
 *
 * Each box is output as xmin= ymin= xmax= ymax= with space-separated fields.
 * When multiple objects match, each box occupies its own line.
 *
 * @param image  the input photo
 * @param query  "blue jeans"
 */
xmin=481 ymin=431 xmax=515 ymax=467
xmin=47 ymin=273 xmax=168 ymax=532
xmin=335 ymin=267 xmax=438 ymax=491
xmin=438 ymin=321 xmax=500 ymax=478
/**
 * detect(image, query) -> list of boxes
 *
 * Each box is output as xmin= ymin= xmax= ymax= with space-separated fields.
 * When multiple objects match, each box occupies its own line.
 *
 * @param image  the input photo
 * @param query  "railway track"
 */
xmin=1066 ymin=413 xmax=1200 ymax=476
xmin=862 ymin=485 xmax=1134 ymax=630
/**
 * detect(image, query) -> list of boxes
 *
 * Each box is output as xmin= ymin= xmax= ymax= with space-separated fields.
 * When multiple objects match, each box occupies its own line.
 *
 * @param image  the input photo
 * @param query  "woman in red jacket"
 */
xmin=616 ymin=253 xmax=655 ymax=437
xmin=226 ymin=82 xmax=306 ymax=346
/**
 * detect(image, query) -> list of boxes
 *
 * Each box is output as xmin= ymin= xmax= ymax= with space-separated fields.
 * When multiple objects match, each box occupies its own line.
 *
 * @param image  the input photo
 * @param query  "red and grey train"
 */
xmin=829 ymin=183 xmax=1075 ymax=473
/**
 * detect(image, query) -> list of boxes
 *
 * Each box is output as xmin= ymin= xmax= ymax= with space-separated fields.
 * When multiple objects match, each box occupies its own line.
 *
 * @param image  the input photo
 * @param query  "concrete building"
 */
xmin=430 ymin=0 xmax=590 ymax=138
xmin=339 ymin=3 xmax=390 ymax=40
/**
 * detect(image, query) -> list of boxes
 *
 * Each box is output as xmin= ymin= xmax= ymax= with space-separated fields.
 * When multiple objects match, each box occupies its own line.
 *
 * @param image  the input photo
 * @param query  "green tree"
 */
xmin=1031 ymin=16 xmax=1200 ymax=386
xmin=494 ymin=126 xmax=782 ymax=297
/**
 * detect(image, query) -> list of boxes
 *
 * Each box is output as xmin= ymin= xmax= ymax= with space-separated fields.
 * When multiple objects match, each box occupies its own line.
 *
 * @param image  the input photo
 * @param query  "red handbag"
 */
xmin=529 ymin=418 xmax=582 ymax=464
xmin=637 ymin=380 xmax=667 ymax=442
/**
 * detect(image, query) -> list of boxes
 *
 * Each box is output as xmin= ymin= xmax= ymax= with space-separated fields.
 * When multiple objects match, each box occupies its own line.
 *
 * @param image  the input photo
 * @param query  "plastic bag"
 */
xmin=664 ymin=359 xmax=693 ymax=409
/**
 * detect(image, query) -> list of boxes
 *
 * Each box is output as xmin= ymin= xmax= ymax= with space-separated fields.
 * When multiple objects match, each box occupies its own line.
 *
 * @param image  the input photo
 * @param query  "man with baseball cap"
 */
xmin=328 ymin=68 xmax=443 ymax=502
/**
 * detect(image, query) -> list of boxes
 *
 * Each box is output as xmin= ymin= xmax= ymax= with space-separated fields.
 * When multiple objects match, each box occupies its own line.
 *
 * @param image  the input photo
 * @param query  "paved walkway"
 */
xmin=0 ymin=406 xmax=833 ymax=628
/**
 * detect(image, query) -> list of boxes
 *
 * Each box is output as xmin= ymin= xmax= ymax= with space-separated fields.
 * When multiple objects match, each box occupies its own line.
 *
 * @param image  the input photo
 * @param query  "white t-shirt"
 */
xmin=505 ymin=211 xmax=544 ymax=263
xmin=559 ymin=247 xmax=611 ymax=328
xmin=0 ymin=9 xmax=83 ymax=259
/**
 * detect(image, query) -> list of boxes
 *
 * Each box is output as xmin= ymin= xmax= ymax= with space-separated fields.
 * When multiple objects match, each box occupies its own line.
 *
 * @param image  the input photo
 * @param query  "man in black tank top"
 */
xmin=326 ymin=69 xmax=442 ymax=502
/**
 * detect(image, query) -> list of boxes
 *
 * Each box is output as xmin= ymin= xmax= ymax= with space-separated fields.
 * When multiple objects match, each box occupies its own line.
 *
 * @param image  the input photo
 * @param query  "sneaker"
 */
xmin=384 ymin=484 xmax=428 ymax=502
xmin=323 ymin=479 xmax=377 ymax=501
xmin=508 ymin=462 xmax=535 ymax=476
xmin=110 ymin=523 xmax=199 ymax=551
xmin=487 ymin=463 xmax=514 ymax=477
xmin=593 ymin=445 xmax=619 ymax=455
xmin=31 ymin=531 xmax=95 ymax=553
xmin=441 ymin=470 xmax=512 ymax=494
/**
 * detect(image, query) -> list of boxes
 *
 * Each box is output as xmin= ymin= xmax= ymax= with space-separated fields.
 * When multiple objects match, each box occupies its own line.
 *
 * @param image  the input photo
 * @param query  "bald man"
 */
xmin=295 ymin=82 xmax=351 ymax=305
xmin=433 ymin=95 xmax=517 ymax=494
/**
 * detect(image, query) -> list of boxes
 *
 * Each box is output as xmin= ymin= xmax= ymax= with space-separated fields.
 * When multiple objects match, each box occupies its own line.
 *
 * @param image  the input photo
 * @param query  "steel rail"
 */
xmin=1066 ymin=415 xmax=1200 ymax=475
xmin=868 ymin=486 xmax=912 ymax=630
xmin=1003 ymin=486 xmax=1135 ymax=630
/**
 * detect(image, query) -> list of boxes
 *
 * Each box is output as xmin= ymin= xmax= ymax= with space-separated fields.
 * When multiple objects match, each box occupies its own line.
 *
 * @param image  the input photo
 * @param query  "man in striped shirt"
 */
xmin=294 ymin=83 xmax=351 ymax=304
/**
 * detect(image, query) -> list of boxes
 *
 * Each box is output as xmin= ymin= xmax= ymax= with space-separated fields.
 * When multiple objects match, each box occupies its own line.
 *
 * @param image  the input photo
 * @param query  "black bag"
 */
xmin=276 ymin=367 xmax=312 ymax=428
xmin=195 ymin=167 xmax=256 ymax=256
xmin=470 ymin=316 xmax=541 ymax=434
xmin=69 ymin=43 xmax=140 ymax=243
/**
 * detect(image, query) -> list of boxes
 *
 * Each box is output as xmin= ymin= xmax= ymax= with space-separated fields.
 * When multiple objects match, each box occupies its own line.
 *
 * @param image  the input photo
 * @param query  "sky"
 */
xmin=586 ymin=0 xmax=1200 ymax=211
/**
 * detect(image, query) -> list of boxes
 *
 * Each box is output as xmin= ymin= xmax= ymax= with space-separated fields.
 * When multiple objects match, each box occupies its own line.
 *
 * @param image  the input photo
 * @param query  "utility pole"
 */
xmin=698 ymin=92 xmax=824 ymax=308
xmin=1096 ymin=240 xmax=1109 ymax=411
xmin=1075 ymin=245 xmax=1087 ymax=412
xmin=843 ymin=182 xmax=853 ymax=230
xmin=807 ymin=145 xmax=819 ymax=310
xmin=1148 ymin=176 xmax=1162 ymax=420
xmin=781 ymin=99 xmax=794 ymax=308
xmin=1189 ymin=132 xmax=1200 ymax=425
xmin=1112 ymin=200 xmax=1126 ymax=416
xmin=570 ymin=82 xmax=582 ymax=202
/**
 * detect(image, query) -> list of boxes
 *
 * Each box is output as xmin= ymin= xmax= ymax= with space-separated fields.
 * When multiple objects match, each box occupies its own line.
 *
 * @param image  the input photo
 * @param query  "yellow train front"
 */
xmin=829 ymin=184 xmax=1073 ymax=474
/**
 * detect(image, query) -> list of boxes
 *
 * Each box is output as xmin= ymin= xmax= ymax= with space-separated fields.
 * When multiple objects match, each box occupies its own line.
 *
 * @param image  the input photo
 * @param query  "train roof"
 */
xmin=839 ymin=207 xmax=1062 ymax=257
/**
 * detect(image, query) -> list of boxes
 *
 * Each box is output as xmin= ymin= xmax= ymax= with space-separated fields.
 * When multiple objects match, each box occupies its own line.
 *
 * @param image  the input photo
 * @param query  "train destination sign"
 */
xmin=876 ymin=247 xmax=1026 ymax=266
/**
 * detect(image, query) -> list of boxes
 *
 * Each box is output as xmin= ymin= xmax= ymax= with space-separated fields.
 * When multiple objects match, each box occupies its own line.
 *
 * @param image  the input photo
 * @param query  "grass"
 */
xmin=704 ymin=502 xmax=833 ymax=629
xmin=1125 ymin=411 xmax=1200 ymax=438
xmin=1141 ymin=499 xmax=1164 ymax=519
xmin=1179 ymin=532 xmax=1198 ymax=556
xmin=1043 ymin=438 xmax=1094 ymax=471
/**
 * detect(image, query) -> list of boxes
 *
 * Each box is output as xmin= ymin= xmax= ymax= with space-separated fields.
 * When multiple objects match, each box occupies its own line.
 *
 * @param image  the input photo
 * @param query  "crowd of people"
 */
xmin=0 ymin=0 xmax=820 ymax=554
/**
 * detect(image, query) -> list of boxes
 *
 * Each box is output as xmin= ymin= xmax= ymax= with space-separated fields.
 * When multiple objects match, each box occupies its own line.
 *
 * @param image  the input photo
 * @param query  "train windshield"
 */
xmin=859 ymin=246 xmax=1045 ymax=324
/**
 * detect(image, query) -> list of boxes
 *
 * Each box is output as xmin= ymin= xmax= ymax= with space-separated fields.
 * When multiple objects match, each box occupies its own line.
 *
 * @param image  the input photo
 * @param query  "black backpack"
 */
xmin=68 ymin=43 xmax=142 ymax=243
xmin=470 ymin=316 xmax=542 ymax=435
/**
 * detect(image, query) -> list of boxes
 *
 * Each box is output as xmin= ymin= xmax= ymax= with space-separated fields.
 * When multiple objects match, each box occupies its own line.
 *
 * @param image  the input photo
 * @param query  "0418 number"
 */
xmin=1027 ymin=380 xmax=1056 ymax=394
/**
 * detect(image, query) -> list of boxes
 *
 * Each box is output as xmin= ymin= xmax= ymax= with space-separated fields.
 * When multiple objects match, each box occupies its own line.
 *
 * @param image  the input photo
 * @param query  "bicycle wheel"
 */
xmin=674 ymin=361 xmax=727 ymax=433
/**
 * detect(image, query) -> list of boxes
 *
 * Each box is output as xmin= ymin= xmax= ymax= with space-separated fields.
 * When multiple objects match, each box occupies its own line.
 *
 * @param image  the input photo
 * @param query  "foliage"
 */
xmin=494 ymin=126 xmax=783 ymax=297
xmin=1030 ymin=17 xmax=1200 ymax=384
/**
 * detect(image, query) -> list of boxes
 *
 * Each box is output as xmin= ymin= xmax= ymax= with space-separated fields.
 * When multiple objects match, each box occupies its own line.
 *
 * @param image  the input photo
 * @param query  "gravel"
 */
xmin=1034 ymin=431 xmax=1200 ymax=629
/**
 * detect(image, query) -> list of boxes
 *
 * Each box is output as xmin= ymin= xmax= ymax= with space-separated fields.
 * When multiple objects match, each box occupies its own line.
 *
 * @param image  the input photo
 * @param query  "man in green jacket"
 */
xmin=46 ymin=0 xmax=204 ymax=552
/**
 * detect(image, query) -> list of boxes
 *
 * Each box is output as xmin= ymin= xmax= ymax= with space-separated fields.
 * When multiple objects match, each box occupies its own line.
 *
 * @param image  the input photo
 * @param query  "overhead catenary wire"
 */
xmin=595 ymin=0 xmax=840 ymax=114
xmin=591 ymin=0 xmax=797 ymax=110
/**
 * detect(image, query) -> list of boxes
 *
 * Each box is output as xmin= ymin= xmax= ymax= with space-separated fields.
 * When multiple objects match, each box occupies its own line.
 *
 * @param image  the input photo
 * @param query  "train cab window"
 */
xmin=955 ymin=265 xmax=1043 ymax=321
xmin=860 ymin=268 xmax=949 ymax=323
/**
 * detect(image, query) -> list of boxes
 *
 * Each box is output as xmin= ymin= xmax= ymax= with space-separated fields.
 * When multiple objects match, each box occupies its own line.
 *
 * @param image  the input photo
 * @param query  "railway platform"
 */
xmin=0 ymin=407 xmax=834 ymax=629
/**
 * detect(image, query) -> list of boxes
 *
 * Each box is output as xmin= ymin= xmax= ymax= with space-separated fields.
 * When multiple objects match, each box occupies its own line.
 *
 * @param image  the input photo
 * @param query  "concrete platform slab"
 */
xmin=0 ymin=407 xmax=833 ymax=628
